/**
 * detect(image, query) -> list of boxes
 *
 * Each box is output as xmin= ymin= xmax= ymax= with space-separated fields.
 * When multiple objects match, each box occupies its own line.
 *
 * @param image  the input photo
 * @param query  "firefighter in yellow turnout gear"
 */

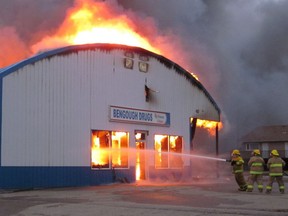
xmin=246 ymin=149 xmax=265 ymax=192
xmin=266 ymin=149 xmax=286 ymax=194
xmin=230 ymin=149 xmax=247 ymax=191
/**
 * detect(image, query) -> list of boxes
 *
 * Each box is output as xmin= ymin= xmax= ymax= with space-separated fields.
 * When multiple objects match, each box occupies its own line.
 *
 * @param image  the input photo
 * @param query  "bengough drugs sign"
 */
xmin=109 ymin=106 xmax=170 ymax=127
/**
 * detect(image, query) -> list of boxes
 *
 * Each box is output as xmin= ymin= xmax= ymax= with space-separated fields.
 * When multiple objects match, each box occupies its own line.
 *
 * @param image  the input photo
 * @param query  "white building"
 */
xmin=0 ymin=43 xmax=220 ymax=189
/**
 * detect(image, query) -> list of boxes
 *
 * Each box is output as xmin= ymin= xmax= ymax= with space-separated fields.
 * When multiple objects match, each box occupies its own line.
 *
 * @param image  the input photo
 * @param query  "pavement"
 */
xmin=0 ymin=175 xmax=288 ymax=216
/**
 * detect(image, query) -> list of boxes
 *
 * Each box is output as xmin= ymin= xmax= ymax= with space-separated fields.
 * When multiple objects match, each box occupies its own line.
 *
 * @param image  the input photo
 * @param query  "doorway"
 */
xmin=135 ymin=131 xmax=148 ymax=180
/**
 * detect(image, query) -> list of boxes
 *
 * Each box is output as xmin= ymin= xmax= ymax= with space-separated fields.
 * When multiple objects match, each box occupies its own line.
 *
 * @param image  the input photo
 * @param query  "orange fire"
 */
xmin=91 ymin=135 xmax=109 ymax=167
xmin=197 ymin=120 xmax=223 ymax=136
xmin=32 ymin=0 xmax=160 ymax=54
xmin=30 ymin=0 xmax=203 ymax=83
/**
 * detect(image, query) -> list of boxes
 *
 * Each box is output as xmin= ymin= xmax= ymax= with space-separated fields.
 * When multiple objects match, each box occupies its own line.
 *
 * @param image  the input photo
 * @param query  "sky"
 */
xmin=1 ymin=0 xmax=288 ymax=152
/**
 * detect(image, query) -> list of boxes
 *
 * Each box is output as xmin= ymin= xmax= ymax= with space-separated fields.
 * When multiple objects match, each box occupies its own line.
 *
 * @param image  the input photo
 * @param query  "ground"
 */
xmin=0 ymin=175 xmax=288 ymax=216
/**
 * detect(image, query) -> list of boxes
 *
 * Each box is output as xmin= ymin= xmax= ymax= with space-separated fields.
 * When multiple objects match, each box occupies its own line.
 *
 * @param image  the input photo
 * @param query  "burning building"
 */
xmin=0 ymin=43 xmax=220 ymax=189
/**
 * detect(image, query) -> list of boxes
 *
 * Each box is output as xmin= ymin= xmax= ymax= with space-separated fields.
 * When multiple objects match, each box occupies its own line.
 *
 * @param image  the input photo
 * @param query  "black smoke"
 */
xmin=119 ymin=0 xmax=288 ymax=151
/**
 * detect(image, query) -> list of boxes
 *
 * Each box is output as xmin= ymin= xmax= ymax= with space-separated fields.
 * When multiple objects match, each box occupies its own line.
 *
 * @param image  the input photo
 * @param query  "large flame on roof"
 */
xmin=32 ymin=0 xmax=160 ymax=54
xmin=31 ymin=0 xmax=220 ymax=134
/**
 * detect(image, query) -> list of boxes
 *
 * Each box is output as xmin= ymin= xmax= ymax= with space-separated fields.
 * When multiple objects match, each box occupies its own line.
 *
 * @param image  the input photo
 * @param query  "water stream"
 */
xmin=168 ymin=152 xmax=227 ymax=162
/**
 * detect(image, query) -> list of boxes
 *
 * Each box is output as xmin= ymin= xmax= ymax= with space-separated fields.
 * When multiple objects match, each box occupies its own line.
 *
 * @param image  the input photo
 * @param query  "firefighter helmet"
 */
xmin=271 ymin=149 xmax=279 ymax=156
xmin=253 ymin=149 xmax=261 ymax=155
xmin=232 ymin=149 xmax=240 ymax=156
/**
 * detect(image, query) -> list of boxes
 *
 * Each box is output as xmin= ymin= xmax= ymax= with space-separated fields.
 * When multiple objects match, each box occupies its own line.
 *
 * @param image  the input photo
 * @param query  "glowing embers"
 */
xmin=154 ymin=135 xmax=183 ymax=169
xmin=91 ymin=130 xmax=128 ymax=169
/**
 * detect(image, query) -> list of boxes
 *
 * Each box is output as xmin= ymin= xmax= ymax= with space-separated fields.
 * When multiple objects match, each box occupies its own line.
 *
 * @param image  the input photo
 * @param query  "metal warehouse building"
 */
xmin=0 ymin=43 xmax=220 ymax=189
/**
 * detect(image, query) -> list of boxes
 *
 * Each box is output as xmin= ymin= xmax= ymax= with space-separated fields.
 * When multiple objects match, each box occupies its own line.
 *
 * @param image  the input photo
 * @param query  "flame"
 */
xmin=32 ymin=0 xmax=160 ymax=54
xmin=135 ymin=148 xmax=141 ymax=181
xmin=196 ymin=120 xmax=223 ymax=136
xmin=187 ymin=69 xmax=199 ymax=80
xmin=31 ymin=0 xmax=199 ymax=81
xmin=112 ymin=132 xmax=127 ymax=166
xmin=169 ymin=136 xmax=178 ymax=149
xmin=91 ymin=135 xmax=109 ymax=166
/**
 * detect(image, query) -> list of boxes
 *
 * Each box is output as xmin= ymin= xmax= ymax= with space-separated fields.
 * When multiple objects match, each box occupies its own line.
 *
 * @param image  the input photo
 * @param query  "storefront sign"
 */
xmin=109 ymin=106 xmax=170 ymax=127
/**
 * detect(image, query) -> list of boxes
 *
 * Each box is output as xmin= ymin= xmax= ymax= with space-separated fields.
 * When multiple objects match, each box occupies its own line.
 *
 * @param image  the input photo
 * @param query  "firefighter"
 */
xmin=230 ymin=149 xmax=247 ymax=191
xmin=246 ymin=149 xmax=265 ymax=192
xmin=266 ymin=149 xmax=286 ymax=194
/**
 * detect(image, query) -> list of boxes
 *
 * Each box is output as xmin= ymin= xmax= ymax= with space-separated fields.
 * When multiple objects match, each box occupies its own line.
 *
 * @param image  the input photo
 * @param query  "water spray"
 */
xmin=108 ymin=148 xmax=230 ymax=162
xmin=168 ymin=152 xmax=228 ymax=162
xmin=139 ymin=148 xmax=230 ymax=162
xmin=183 ymin=153 xmax=227 ymax=162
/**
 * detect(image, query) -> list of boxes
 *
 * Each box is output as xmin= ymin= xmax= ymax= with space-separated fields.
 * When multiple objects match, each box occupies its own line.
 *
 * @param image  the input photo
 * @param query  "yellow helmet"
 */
xmin=271 ymin=149 xmax=279 ymax=156
xmin=232 ymin=149 xmax=240 ymax=156
xmin=253 ymin=149 xmax=261 ymax=155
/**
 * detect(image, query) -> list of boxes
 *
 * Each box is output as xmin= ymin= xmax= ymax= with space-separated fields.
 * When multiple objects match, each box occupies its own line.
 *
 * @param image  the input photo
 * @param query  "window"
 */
xmin=246 ymin=143 xmax=260 ymax=150
xmin=169 ymin=135 xmax=183 ymax=168
xmin=154 ymin=135 xmax=183 ymax=168
xmin=124 ymin=58 xmax=134 ymax=69
xmin=91 ymin=131 xmax=110 ymax=168
xmin=124 ymin=52 xmax=134 ymax=69
xmin=139 ymin=62 xmax=149 ymax=72
xmin=111 ymin=132 xmax=129 ymax=168
xmin=91 ymin=130 xmax=129 ymax=169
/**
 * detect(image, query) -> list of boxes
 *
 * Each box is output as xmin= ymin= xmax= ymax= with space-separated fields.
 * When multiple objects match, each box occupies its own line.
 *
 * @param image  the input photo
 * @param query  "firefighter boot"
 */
xmin=266 ymin=186 xmax=272 ymax=194
xmin=238 ymin=185 xmax=248 ymax=191
xmin=246 ymin=185 xmax=253 ymax=192
xmin=258 ymin=185 xmax=263 ymax=193
xmin=280 ymin=186 xmax=285 ymax=194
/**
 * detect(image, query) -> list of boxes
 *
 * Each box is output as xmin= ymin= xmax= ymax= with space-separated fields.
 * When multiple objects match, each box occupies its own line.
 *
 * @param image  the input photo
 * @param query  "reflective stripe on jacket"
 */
xmin=267 ymin=156 xmax=286 ymax=176
xmin=248 ymin=156 xmax=265 ymax=175
xmin=232 ymin=156 xmax=244 ymax=174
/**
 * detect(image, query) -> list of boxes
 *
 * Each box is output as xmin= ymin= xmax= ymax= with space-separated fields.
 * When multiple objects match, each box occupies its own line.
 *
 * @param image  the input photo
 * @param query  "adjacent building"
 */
xmin=240 ymin=125 xmax=288 ymax=167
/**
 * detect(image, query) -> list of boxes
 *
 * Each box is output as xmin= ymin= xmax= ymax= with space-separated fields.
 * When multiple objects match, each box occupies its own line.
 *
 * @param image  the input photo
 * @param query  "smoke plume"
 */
xmin=119 ymin=0 xmax=288 ymax=150
xmin=1 ymin=0 xmax=288 ymax=152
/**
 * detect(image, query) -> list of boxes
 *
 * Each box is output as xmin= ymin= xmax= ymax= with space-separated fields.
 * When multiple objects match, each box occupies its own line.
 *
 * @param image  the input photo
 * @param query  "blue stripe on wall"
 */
xmin=0 ymin=166 xmax=135 ymax=189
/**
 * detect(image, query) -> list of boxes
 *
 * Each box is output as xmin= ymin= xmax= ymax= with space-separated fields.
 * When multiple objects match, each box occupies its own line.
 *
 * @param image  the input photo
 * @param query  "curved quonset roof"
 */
xmin=0 ymin=43 xmax=220 ymax=116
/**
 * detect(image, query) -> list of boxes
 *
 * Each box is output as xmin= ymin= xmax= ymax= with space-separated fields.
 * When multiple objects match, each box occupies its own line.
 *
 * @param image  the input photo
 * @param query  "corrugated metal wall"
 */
xmin=1 ymin=47 xmax=219 ymax=168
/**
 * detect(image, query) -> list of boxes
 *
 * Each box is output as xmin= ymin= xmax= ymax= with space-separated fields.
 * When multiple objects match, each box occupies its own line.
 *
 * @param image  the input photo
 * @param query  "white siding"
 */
xmin=1 ymin=48 xmax=219 ymax=166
